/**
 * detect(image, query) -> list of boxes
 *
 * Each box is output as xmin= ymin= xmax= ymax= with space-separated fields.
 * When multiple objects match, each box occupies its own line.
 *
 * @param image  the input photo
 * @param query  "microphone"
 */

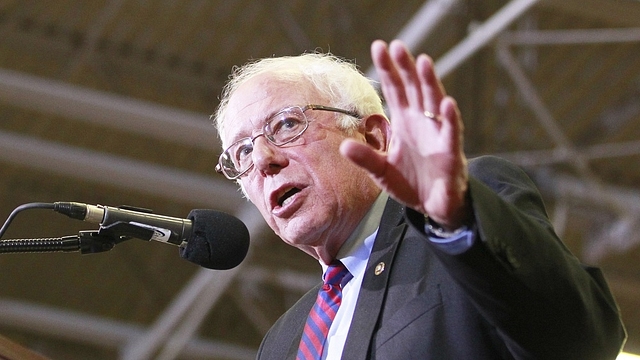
xmin=52 ymin=202 xmax=250 ymax=270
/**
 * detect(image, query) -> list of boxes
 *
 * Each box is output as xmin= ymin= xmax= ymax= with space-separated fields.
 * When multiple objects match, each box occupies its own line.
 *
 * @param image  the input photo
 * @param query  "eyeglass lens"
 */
xmin=221 ymin=107 xmax=308 ymax=177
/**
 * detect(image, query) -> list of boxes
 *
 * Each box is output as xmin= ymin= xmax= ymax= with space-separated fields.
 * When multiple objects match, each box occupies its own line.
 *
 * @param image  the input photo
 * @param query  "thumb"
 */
xmin=340 ymin=138 xmax=387 ymax=177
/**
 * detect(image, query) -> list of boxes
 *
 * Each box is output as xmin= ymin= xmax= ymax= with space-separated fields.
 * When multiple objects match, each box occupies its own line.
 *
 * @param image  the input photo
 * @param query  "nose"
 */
xmin=251 ymin=136 xmax=288 ymax=176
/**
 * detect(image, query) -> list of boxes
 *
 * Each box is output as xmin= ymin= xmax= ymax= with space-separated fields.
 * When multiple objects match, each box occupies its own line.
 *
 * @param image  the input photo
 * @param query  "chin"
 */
xmin=280 ymin=228 xmax=322 ymax=249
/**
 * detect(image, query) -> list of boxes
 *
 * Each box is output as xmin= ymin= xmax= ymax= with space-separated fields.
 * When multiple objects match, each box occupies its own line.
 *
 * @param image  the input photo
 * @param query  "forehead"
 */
xmin=221 ymin=75 xmax=322 ymax=145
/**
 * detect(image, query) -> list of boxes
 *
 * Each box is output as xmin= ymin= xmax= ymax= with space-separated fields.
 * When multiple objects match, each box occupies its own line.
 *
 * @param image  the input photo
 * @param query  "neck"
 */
xmin=307 ymin=190 xmax=386 ymax=265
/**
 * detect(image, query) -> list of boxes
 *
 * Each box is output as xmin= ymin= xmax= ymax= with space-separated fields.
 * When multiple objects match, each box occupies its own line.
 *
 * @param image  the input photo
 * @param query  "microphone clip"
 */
xmin=80 ymin=221 xmax=159 ymax=254
xmin=97 ymin=221 xmax=157 ymax=243
xmin=77 ymin=230 xmax=117 ymax=254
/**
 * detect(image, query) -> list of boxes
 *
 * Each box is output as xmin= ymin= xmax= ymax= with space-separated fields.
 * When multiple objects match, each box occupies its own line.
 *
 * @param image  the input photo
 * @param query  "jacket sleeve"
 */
xmin=406 ymin=155 xmax=626 ymax=359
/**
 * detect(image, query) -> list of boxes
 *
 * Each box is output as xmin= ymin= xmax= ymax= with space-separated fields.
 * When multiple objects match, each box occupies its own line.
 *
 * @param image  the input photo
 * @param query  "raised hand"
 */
xmin=340 ymin=39 xmax=470 ymax=230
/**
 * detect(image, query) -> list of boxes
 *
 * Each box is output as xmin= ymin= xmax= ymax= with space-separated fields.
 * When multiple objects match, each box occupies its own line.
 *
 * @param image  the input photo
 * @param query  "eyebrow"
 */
xmin=262 ymin=105 xmax=292 ymax=124
xmin=226 ymin=106 xmax=287 ymax=144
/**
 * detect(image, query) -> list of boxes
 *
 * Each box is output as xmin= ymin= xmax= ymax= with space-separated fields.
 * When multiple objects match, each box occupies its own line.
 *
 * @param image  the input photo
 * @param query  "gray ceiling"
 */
xmin=0 ymin=0 xmax=639 ymax=358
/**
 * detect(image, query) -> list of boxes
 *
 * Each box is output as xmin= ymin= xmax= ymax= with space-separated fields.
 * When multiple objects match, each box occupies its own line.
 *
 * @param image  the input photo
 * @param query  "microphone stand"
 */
xmin=0 ymin=201 xmax=160 ymax=255
xmin=0 ymin=221 xmax=160 ymax=254
xmin=0 ymin=231 xmax=116 ymax=254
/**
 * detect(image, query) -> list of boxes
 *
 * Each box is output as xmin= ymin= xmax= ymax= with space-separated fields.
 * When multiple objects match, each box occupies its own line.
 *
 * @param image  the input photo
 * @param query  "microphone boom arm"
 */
xmin=0 ymin=230 xmax=126 ymax=254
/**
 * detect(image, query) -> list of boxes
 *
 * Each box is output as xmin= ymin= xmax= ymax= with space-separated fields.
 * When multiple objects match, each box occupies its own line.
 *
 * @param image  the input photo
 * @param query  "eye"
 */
xmin=233 ymin=142 xmax=254 ymax=165
xmin=270 ymin=114 xmax=304 ymax=136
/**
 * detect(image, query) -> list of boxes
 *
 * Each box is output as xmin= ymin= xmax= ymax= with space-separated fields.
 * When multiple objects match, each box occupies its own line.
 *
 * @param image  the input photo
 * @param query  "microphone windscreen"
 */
xmin=180 ymin=209 xmax=250 ymax=270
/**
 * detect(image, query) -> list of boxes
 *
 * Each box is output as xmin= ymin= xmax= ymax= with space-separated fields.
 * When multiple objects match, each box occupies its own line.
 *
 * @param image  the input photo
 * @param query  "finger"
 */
xmin=439 ymin=96 xmax=464 ymax=152
xmin=416 ymin=54 xmax=446 ymax=115
xmin=388 ymin=40 xmax=424 ymax=109
xmin=371 ymin=40 xmax=409 ymax=109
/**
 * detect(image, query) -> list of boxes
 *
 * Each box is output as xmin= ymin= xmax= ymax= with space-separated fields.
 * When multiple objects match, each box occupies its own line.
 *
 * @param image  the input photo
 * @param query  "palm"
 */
xmin=342 ymin=40 xmax=468 ymax=228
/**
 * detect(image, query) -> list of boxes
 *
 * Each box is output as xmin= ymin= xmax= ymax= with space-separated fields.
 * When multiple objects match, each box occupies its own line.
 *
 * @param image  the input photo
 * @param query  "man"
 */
xmin=213 ymin=40 xmax=626 ymax=359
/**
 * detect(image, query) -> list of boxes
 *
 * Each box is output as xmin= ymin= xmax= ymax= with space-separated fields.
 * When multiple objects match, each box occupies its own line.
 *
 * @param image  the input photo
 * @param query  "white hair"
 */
xmin=213 ymin=52 xmax=385 ymax=138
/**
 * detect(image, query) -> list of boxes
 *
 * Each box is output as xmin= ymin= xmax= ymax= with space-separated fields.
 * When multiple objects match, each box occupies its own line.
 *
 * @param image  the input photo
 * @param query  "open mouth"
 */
xmin=277 ymin=187 xmax=301 ymax=207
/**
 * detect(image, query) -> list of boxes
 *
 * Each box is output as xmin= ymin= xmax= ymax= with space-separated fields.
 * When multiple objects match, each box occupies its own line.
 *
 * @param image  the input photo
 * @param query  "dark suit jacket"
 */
xmin=256 ymin=156 xmax=626 ymax=359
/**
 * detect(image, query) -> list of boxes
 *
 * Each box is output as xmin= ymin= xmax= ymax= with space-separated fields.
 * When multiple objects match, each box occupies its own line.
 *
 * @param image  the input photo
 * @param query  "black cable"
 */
xmin=0 ymin=203 xmax=118 ymax=254
xmin=0 ymin=202 xmax=55 ymax=239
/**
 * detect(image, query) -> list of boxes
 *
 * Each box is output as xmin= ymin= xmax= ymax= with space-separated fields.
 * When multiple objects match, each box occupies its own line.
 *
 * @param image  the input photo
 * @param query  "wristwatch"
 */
xmin=425 ymin=215 xmax=468 ymax=238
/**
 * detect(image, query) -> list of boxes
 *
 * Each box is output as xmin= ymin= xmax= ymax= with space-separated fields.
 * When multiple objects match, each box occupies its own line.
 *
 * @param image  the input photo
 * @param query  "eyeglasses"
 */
xmin=216 ymin=104 xmax=361 ymax=180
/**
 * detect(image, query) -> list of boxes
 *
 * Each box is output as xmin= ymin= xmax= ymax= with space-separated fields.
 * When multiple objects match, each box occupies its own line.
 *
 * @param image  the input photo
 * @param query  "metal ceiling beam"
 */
xmin=0 ymin=298 xmax=255 ymax=360
xmin=533 ymin=170 xmax=640 ymax=261
xmin=491 ymin=25 xmax=640 ymax=213
xmin=488 ymin=139 xmax=640 ymax=167
xmin=0 ymin=130 xmax=239 ymax=211
xmin=0 ymin=67 xmax=219 ymax=151
xmin=366 ymin=0 xmax=540 ymax=81
xmin=539 ymin=0 xmax=640 ymax=27
xmin=121 ymin=266 xmax=244 ymax=360
xmin=495 ymin=44 xmax=597 ymax=181
xmin=535 ymin=171 xmax=640 ymax=215
xmin=499 ymin=27 xmax=640 ymax=45
xmin=396 ymin=0 xmax=461 ymax=50
xmin=435 ymin=0 xmax=540 ymax=78
xmin=491 ymin=23 xmax=640 ymax=260
xmin=365 ymin=0 xmax=462 ymax=79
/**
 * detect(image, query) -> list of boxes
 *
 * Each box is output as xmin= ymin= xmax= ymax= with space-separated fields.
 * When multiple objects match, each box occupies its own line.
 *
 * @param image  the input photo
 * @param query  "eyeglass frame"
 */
xmin=215 ymin=104 xmax=362 ymax=180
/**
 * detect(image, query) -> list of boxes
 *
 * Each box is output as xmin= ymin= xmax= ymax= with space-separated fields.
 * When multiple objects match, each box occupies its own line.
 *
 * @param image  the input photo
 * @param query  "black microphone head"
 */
xmin=180 ymin=209 xmax=250 ymax=270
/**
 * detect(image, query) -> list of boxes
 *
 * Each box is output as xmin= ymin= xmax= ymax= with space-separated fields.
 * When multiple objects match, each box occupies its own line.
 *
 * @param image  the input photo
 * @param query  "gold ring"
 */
xmin=423 ymin=111 xmax=440 ymax=121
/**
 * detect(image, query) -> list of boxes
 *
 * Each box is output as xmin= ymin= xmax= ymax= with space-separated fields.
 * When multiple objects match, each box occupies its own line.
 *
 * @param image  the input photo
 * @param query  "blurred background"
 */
xmin=0 ymin=0 xmax=639 ymax=359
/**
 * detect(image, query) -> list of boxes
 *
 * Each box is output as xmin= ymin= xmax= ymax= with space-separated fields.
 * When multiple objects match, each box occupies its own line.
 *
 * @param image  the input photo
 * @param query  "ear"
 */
xmin=362 ymin=114 xmax=391 ymax=152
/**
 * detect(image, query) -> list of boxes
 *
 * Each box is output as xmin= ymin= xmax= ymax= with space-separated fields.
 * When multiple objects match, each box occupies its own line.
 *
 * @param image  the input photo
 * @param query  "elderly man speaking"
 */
xmin=213 ymin=39 xmax=626 ymax=360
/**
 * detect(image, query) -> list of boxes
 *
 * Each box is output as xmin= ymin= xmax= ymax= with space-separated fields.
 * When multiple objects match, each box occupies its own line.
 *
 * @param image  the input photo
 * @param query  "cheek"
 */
xmin=240 ymin=179 xmax=266 ymax=210
xmin=312 ymin=153 xmax=372 ymax=201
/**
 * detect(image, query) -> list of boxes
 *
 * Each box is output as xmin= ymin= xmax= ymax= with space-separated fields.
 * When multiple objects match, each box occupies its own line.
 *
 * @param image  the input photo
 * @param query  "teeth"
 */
xmin=281 ymin=196 xmax=294 ymax=206
xmin=277 ymin=187 xmax=300 ymax=207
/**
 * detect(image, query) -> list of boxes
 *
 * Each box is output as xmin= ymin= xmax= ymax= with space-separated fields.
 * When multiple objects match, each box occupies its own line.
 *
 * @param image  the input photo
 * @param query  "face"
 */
xmin=220 ymin=75 xmax=382 ymax=262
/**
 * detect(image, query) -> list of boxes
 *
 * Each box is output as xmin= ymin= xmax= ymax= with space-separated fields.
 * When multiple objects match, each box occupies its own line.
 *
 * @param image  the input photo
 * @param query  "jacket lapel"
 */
xmin=341 ymin=198 xmax=407 ymax=360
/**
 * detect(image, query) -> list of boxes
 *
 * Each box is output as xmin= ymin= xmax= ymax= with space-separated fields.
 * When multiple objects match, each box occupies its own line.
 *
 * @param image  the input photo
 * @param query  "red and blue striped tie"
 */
xmin=296 ymin=261 xmax=350 ymax=360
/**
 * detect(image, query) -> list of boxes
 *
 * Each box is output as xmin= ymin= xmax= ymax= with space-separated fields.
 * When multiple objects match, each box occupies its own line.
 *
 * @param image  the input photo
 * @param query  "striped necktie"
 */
xmin=296 ymin=261 xmax=350 ymax=360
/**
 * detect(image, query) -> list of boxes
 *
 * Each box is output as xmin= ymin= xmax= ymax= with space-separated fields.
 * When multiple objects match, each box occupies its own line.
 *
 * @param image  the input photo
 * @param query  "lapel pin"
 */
xmin=374 ymin=262 xmax=385 ymax=275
